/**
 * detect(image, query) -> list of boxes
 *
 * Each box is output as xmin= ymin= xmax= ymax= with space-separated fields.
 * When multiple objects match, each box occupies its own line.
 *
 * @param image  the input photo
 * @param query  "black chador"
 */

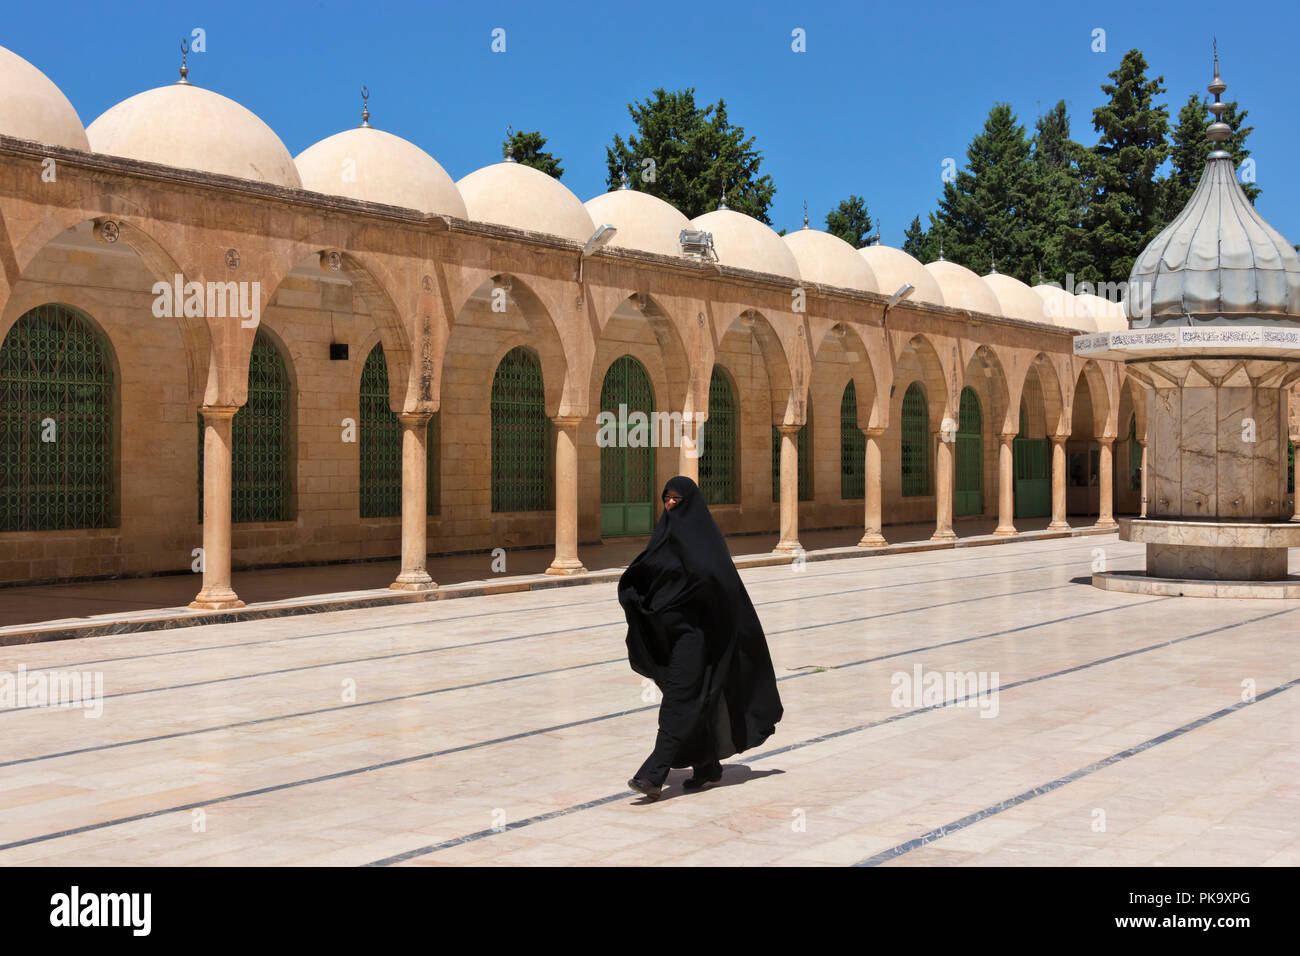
xmin=619 ymin=475 xmax=783 ymax=798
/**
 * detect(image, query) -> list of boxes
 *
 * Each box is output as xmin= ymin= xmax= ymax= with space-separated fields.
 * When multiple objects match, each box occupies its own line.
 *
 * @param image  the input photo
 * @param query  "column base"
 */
xmin=188 ymin=586 xmax=245 ymax=611
xmin=1047 ymin=520 xmax=1071 ymax=531
xmin=1093 ymin=517 xmax=1119 ymax=530
xmin=771 ymin=540 xmax=803 ymax=555
xmin=857 ymin=532 xmax=888 ymax=548
xmin=992 ymin=525 xmax=1018 ymax=537
xmin=929 ymin=529 xmax=958 ymax=542
xmin=1292 ymin=514 xmax=1300 ymax=523
xmin=545 ymin=560 xmax=588 ymax=576
xmin=389 ymin=569 xmax=436 ymax=591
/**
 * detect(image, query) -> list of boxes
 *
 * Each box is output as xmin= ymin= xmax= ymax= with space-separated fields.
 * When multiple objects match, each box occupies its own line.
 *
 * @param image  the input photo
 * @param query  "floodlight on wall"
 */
xmin=887 ymin=283 xmax=915 ymax=309
xmin=582 ymin=224 xmax=618 ymax=257
xmin=680 ymin=229 xmax=718 ymax=262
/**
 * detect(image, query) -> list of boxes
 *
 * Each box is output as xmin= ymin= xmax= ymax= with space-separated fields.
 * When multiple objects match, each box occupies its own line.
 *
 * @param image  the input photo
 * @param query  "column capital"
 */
xmin=1097 ymin=436 xmax=1115 ymax=447
xmin=198 ymin=405 xmax=240 ymax=422
xmin=998 ymin=431 xmax=1018 ymax=442
xmin=398 ymin=410 xmax=433 ymax=427
xmin=551 ymin=415 xmax=584 ymax=429
xmin=863 ymin=426 xmax=887 ymax=439
xmin=1050 ymin=433 xmax=1069 ymax=445
xmin=777 ymin=422 xmax=803 ymax=436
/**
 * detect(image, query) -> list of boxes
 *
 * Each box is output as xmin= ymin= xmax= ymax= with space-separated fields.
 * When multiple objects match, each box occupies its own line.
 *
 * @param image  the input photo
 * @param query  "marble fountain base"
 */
xmin=1091 ymin=517 xmax=1300 ymax=598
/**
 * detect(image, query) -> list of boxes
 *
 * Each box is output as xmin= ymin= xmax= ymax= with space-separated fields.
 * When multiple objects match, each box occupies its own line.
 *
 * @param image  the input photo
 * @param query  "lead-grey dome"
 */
xmin=1127 ymin=59 xmax=1300 ymax=327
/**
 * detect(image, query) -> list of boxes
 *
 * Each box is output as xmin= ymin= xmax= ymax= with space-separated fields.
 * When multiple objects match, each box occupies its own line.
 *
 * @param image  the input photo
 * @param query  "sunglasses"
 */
xmin=662 ymin=492 xmax=683 ymax=502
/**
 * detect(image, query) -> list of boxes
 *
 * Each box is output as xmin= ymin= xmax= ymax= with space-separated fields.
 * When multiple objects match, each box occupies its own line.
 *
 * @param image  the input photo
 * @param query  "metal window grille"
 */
xmin=1128 ymin=414 xmax=1142 ymax=493
xmin=359 ymin=344 xmax=401 ymax=518
xmin=0 ymin=304 xmax=114 ymax=531
xmin=198 ymin=329 xmax=291 ymax=523
xmin=840 ymin=381 xmax=864 ymax=499
xmin=491 ymin=346 xmax=551 ymax=512
xmin=699 ymin=367 xmax=736 ymax=505
xmin=900 ymin=383 xmax=930 ymax=497
xmin=955 ymin=386 xmax=983 ymax=515
xmin=599 ymin=354 xmax=655 ymax=507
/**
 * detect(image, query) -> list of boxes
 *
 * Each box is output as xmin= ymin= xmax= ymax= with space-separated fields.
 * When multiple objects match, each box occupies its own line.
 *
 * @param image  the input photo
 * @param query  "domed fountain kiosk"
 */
xmin=1078 ymin=53 xmax=1300 ymax=597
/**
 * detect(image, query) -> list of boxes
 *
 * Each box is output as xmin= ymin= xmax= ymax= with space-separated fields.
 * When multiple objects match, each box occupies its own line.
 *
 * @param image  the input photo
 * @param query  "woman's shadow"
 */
xmin=629 ymin=765 xmax=784 ymax=803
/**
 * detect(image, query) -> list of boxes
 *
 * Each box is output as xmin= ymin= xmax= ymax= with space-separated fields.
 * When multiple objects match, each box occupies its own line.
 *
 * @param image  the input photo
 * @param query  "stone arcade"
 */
xmin=0 ymin=44 xmax=1295 ymax=610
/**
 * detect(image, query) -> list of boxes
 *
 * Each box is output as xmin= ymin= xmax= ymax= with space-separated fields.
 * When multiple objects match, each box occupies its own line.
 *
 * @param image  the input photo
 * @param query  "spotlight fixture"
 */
xmin=887 ymin=283 xmax=915 ymax=309
xmin=582 ymin=224 xmax=617 ymax=257
xmin=680 ymin=229 xmax=718 ymax=262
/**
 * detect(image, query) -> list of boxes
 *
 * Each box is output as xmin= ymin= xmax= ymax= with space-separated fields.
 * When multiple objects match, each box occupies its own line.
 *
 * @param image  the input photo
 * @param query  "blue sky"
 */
xmin=7 ymin=0 xmax=1298 ymax=245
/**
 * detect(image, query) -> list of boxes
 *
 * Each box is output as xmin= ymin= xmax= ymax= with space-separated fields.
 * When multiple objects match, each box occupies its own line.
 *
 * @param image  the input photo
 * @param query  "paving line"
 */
xmin=0 ymin=555 xmax=1111 ymax=709
xmin=364 ymin=602 xmax=1295 ymax=867
xmin=5 ymin=538 xmax=1126 ymax=670
xmin=852 ymin=675 xmax=1300 ymax=866
xmin=3 ymin=591 xmax=1234 ymax=857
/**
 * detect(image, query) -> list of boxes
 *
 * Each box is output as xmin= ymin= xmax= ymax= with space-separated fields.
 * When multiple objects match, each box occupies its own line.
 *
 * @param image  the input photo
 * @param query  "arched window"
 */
xmin=771 ymin=406 xmax=812 ymax=503
xmin=0 ymin=304 xmax=114 ymax=531
xmin=699 ymin=366 xmax=737 ymax=505
xmin=1127 ymin=414 xmax=1142 ymax=493
xmin=955 ymin=386 xmax=982 ymax=515
xmin=600 ymin=354 xmax=656 ymax=536
xmin=197 ymin=328 xmax=292 ymax=523
xmin=359 ymin=343 xmax=439 ymax=518
xmin=900 ymin=382 xmax=930 ymax=497
xmin=491 ymin=346 xmax=551 ymax=512
xmin=841 ymin=381 xmax=864 ymax=499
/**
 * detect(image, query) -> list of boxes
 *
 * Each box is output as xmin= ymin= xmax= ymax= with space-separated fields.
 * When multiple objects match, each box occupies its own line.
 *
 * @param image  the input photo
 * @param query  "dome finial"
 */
xmin=619 ymin=170 xmax=630 ymax=190
xmin=1207 ymin=39 xmax=1231 ymax=154
xmin=802 ymin=200 xmax=809 ymax=230
xmin=360 ymin=86 xmax=371 ymax=128
xmin=177 ymin=37 xmax=192 ymax=85
xmin=937 ymin=237 xmax=945 ymax=262
xmin=719 ymin=183 xmax=728 ymax=211
xmin=989 ymin=255 xmax=998 ymax=275
xmin=504 ymin=125 xmax=516 ymax=162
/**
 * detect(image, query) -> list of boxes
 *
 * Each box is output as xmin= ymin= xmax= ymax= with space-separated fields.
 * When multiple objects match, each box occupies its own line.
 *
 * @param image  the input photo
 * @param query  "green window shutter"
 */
xmin=359 ymin=344 xmax=401 ymax=518
xmin=0 ymin=304 xmax=114 ymax=531
xmin=491 ymin=346 xmax=551 ymax=512
xmin=900 ymin=383 xmax=930 ymax=497
xmin=841 ymin=381 xmax=864 ymax=499
xmin=699 ymin=366 xmax=736 ymax=505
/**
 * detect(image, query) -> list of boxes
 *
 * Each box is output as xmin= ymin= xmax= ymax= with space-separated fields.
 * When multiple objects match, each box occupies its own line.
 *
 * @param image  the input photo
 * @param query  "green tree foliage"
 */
xmin=1160 ymin=93 xmax=1259 ymax=221
xmin=605 ymin=88 xmax=777 ymax=223
xmin=902 ymin=215 xmax=931 ymax=261
xmin=824 ymin=195 xmax=873 ymax=247
xmin=504 ymin=130 xmax=564 ymax=179
xmin=929 ymin=103 xmax=1039 ymax=281
xmin=1073 ymin=49 xmax=1169 ymax=285
xmin=1029 ymin=100 xmax=1086 ymax=284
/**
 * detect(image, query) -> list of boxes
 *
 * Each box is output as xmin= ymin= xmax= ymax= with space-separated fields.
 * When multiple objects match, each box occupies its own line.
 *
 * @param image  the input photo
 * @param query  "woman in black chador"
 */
xmin=618 ymin=475 xmax=783 ymax=801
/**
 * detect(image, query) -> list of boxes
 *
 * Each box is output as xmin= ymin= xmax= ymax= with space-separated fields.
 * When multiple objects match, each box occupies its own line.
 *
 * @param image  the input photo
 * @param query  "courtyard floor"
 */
xmin=0 ymin=532 xmax=1297 ymax=866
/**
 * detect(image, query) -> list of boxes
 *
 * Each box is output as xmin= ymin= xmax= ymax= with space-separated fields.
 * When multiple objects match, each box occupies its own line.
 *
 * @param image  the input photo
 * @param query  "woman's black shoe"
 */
xmin=683 ymin=765 xmax=723 ymax=791
xmin=628 ymin=777 xmax=663 ymax=801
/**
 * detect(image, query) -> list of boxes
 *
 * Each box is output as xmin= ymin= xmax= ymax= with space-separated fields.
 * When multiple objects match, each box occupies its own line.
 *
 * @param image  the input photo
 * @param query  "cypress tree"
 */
xmin=824 ymin=195 xmax=873 ymax=247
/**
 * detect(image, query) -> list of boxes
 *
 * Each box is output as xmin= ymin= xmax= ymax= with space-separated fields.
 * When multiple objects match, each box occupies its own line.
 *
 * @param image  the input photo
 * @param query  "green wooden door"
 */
xmin=954 ymin=387 xmax=982 ymax=516
xmin=600 ymin=355 xmax=655 ymax=536
xmin=1013 ymin=438 xmax=1050 ymax=518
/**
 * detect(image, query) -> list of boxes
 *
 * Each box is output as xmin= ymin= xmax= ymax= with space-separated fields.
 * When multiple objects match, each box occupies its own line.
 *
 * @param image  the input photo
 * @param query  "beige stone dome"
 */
xmin=457 ymin=162 xmax=593 ymax=244
xmin=983 ymin=273 xmax=1051 ymax=325
xmin=295 ymin=127 xmax=465 ymax=217
xmin=925 ymin=260 xmax=1001 ymax=316
xmin=87 ymin=84 xmax=300 ymax=187
xmin=781 ymin=229 xmax=878 ymax=293
xmin=689 ymin=209 xmax=800 ymax=280
xmin=858 ymin=245 xmax=944 ymax=307
xmin=583 ymin=189 xmax=689 ymax=258
xmin=0 ymin=46 xmax=89 ymax=150
xmin=1074 ymin=293 xmax=1125 ymax=331
xmin=1032 ymin=284 xmax=1095 ymax=332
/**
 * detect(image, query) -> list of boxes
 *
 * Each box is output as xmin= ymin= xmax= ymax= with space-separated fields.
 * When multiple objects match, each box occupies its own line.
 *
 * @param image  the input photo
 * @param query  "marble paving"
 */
xmin=0 ymin=534 xmax=1296 ymax=867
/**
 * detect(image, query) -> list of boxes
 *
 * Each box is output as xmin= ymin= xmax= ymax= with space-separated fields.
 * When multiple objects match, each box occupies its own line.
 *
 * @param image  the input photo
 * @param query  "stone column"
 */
xmin=993 ymin=432 xmax=1017 ymax=536
xmin=772 ymin=424 xmax=802 ymax=554
xmin=190 ymin=406 xmax=244 ymax=610
xmin=931 ymin=430 xmax=957 ymax=542
xmin=390 ymin=412 xmax=436 ymax=591
xmin=1139 ymin=440 xmax=1149 ymax=518
xmin=547 ymin=416 xmax=587 ymax=575
xmin=1095 ymin=438 xmax=1117 ymax=529
xmin=677 ymin=412 xmax=703 ymax=485
xmin=858 ymin=427 xmax=887 ymax=547
xmin=1048 ymin=435 xmax=1070 ymax=530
